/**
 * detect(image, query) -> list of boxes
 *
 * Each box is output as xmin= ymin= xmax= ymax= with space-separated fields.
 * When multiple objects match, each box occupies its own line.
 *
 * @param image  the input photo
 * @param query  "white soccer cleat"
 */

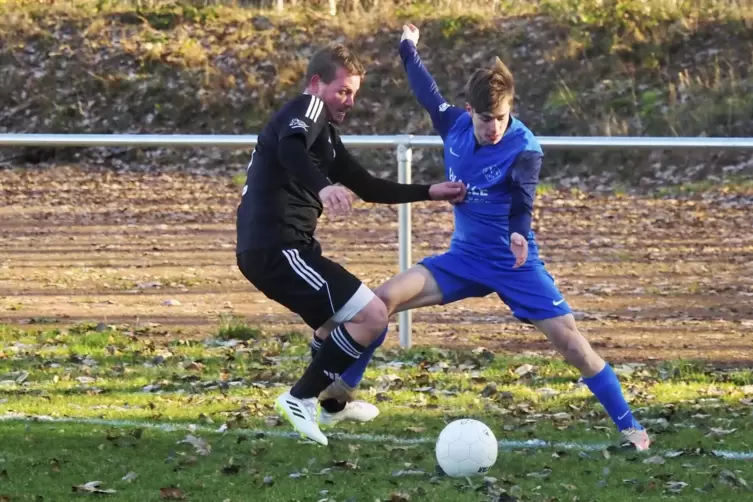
xmin=274 ymin=391 xmax=328 ymax=446
xmin=620 ymin=427 xmax=651 ymax=451
xmin=318 ymin=400 xmax=380 ymax=427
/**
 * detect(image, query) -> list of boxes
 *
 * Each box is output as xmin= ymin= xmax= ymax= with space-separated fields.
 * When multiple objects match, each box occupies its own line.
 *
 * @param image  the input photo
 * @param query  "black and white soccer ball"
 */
xmin=435 ymin=418 xmax=498 ymax=477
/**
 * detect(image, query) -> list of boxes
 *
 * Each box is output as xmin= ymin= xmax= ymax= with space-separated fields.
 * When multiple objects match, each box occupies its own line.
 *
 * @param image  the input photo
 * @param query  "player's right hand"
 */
xmin=401 ymin=23 xmax=419 ymax=46
xmin=510 ymin=232 xmax=528 ymax=268
xmin=319 ymin=185 xmax=353 ymax=216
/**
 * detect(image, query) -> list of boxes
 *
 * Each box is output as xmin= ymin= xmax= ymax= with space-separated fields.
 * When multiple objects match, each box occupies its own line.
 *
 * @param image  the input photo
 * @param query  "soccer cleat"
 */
xmin=620 ymin=427 xmax=651 ymax=451
xmin=274 ymin=391 xmax=328 ymax=446
xmin=319 ymin=401 xmax=380 ymax=427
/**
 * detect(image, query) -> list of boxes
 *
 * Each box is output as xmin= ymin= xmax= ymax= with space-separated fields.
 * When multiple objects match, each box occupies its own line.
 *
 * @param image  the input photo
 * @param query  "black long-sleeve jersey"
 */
xmin=236 ymin=93 xmax=433 ymax=253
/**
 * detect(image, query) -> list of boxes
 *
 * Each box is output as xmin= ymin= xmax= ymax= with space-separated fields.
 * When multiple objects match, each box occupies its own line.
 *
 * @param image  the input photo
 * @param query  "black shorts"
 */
xmin=237 ymin=240 xmax=373 ymax=330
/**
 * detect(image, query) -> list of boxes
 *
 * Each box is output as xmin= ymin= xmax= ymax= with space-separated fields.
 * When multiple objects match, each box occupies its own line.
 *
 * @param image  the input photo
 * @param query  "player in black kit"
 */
xmin=236 ymin=43 xmax=465 ymax=445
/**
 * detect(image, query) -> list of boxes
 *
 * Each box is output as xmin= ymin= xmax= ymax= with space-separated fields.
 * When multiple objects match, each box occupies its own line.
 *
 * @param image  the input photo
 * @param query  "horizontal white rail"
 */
xmin=2 ymin=133 xmax=753 ymax=149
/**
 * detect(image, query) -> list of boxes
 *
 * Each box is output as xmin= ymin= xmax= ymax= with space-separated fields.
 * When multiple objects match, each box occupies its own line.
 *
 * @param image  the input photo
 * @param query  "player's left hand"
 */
xmin=429 ymin=181 xmax=466 ymax=204
xmin=510 ymin=232 xmax=528 ymax=268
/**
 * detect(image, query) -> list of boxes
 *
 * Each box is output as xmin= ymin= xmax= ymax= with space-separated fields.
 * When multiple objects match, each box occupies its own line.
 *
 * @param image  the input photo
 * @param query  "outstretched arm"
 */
xmin=331 ymin=139 xmax=466 ymax=204
xmin=398 ymin=25 xmax=465 ymax=139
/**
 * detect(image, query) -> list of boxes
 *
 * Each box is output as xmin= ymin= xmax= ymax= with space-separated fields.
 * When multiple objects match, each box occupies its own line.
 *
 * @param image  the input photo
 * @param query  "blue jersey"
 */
xmin=399 ymin=40 xmax=544 ymax=260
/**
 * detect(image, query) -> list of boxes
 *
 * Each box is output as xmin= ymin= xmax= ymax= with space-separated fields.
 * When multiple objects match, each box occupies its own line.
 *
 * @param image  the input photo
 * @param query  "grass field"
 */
xmin=2 ymin=323 xmax=753 ymax=501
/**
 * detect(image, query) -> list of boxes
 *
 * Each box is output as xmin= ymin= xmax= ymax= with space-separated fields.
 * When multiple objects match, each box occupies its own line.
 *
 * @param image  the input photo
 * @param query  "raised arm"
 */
xmin=398 ymin=24 xmax=465 ymax=139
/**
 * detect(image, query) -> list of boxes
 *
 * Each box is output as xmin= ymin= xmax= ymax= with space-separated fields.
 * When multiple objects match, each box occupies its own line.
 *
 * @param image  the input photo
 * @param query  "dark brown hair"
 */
xmin=465 ymin=57 xmax=514 ymax=113
xmin=305 ymin=43 xmax=366 ymax=85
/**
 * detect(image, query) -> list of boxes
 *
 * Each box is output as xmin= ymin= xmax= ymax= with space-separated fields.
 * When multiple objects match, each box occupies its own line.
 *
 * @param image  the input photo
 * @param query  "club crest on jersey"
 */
xmin=289 ymin=118 xmax=309 ymax=131
xmin=483 ymin=164 xmax=502 ymax=182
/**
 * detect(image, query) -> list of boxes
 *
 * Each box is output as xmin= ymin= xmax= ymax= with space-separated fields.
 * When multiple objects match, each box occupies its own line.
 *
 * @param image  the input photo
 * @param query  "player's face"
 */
xmin=316 ymin=67 xmax=362 ymax=124
xmin=468 ymin=100 xmax=511 ymax=146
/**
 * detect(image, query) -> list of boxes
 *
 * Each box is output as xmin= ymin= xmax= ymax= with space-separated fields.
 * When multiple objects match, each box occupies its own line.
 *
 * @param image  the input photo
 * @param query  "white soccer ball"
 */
xmin=435 ymin=418 xmax=498 ymax=477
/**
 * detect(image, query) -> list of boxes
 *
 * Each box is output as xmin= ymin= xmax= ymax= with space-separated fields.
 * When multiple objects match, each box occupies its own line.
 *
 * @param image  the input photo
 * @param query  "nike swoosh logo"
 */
xmin=617 ymin=410 xmax=629 ymax=420
xmin=449 ymin=147 xmax=460 ymax=157
xmin=553 ymin=299 xmax=565 ymax=306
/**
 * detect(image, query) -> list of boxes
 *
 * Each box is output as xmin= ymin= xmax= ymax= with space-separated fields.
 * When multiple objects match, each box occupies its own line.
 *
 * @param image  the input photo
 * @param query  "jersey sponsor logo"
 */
xmin=482 ymin=164 xmax=502 ymax=182
xmin=289 ymin=118 xmax=309 ymax=131
xmin=304 ymin=95 xmax=324 ymax=121
xmin=438 ymin=102 xmax=450 ymax=112
xmin=449 ymin=167 xmax=488 ymax=198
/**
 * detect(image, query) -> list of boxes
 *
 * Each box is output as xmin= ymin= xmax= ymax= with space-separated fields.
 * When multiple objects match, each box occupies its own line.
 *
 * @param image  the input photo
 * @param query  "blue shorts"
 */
xmin=419 ymin=251 xmax=571 ymax=323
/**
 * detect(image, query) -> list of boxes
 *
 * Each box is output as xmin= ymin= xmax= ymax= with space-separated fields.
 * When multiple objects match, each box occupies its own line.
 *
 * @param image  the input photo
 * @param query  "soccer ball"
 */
xmin=435 ymin=419 xmax=498 ymax=477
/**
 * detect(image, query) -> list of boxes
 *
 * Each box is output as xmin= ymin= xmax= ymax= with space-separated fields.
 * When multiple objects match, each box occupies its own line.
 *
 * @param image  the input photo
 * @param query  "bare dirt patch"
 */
xmin=1 ymin=165 xmax=752 ymax=364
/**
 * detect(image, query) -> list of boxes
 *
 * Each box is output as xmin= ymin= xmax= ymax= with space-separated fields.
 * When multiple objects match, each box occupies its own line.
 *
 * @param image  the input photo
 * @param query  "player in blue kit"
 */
xmin=316 ymin=24 xmax=651 ymax=451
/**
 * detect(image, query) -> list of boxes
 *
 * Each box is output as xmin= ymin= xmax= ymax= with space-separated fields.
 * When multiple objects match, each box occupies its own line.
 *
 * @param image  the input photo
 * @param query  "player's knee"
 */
xmin=358 ymin=296 xmax=388 ymax=335
xmin=374 ymin=286 xmax=396 ymax=314
xmin=559 ymin=328 xmax=597 ymax=370
xmin=541 ymin=316 xmax=590 ymax=365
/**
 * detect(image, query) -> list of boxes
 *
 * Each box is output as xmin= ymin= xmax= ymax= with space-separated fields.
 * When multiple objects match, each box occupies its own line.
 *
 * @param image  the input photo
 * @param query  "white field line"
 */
xmin=1 ymin=413 xmax=752 ymax=460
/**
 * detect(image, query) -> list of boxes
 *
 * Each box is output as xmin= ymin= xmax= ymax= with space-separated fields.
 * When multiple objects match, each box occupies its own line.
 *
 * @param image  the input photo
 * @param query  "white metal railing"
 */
xmin=3 ymin=132 xmax=753 ymax=348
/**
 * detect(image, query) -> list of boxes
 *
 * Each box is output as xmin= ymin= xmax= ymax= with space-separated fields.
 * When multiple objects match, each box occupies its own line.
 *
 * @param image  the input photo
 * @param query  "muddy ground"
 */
xmin=1 ymin=165 xmax=752 ymax=365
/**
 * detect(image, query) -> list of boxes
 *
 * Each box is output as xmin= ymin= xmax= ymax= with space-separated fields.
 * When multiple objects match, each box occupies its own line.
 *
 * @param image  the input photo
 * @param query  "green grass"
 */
xmin=3 ymin=421 xmax=753 ymax=502
xmin=652 ymin=178 xmax=753 ymax=198
xmin=3 ymin=323 xmax=753 ymax=500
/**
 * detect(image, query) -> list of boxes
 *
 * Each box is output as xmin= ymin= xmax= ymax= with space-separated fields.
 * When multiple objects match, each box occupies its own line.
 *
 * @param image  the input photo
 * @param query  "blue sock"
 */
xmin=341 ymin=327 xmax=387 ymax=388
xmin=582 ymin=364 xmax=643 ymax=432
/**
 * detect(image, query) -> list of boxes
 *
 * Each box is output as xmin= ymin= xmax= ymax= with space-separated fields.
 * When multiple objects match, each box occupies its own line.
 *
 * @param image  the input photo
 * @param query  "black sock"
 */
xmin=291 ymin=325 xmax=364 ymax=399
xmin=321 ymin=398 xmax=347 ymax=413
xmin=310 ymin=332 xmax=323 ymax=359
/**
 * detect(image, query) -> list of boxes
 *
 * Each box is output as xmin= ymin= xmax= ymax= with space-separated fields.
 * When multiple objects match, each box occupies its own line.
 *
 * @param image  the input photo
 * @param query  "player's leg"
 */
xmin=533 ymin=314 xmax=648 ymax=447
xmin=494 ymin=265 xmax=650 ymax=451
xmin=317 ymin=254 xmax=492 ymax=424
xmin=315 ymin=263 xmax=442 ymax=390
xmin=311 ymin=316 xmax=385 ymax=425
xmin=316 ymin=264 xmax=445 ymax=425
xmin=310 ymin=263 xmax=438 ymax=359
xmin=237 ymin=245 xmax=387 ymax=445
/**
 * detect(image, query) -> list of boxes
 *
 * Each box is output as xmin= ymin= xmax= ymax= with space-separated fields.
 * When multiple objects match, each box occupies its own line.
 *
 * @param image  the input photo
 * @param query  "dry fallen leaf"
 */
xmin=264 ymin=415 xmax=282 ymax=427
xmin=72 ymin=481 xmax=117 ymax=494
xmin=514 ymin=364 xmax=535 ymax=377
xmin=122 ymin=471 xmax=138 ymax=482
xmin=178 ymin=434 xmax=211 ymax=455
xmin=665 ymin=481 xmax=688 ymax=493
xmin=643 ymin=455 xmax=666 ymax=465
xmin=159 ymin=486 xmax=186 ymax=500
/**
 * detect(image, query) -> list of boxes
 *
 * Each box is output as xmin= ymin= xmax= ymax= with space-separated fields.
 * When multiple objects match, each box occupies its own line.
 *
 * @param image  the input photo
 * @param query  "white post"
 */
xmin=396 ymin=139 xmax=413 ymax=348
